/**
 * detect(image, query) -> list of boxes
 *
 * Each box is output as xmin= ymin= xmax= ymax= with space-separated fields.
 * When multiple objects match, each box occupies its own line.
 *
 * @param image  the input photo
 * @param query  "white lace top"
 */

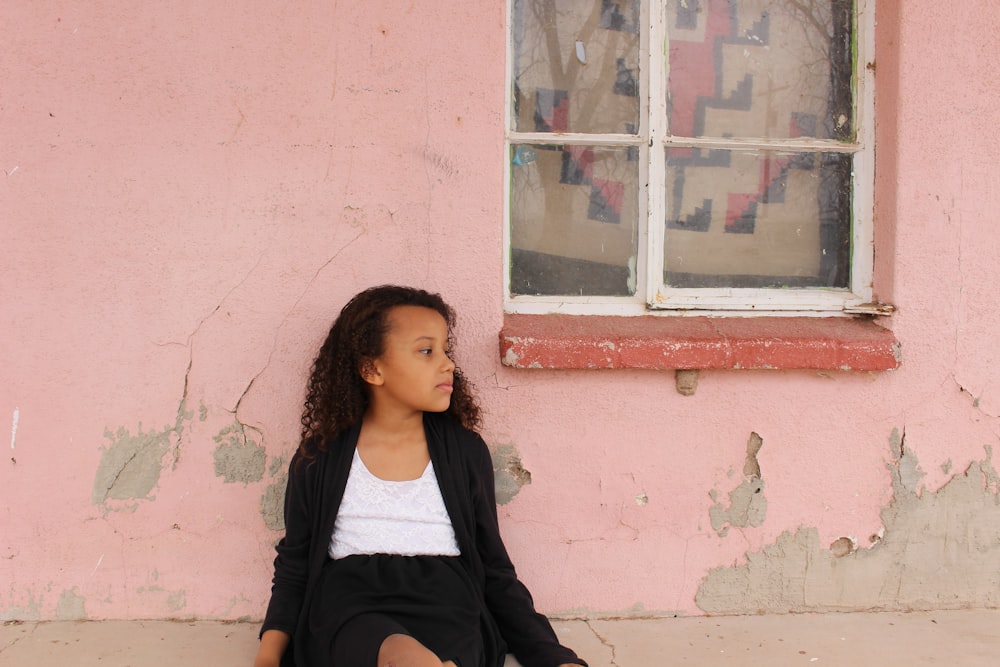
xmin=328 ymin=449 xmax=461 ymax=560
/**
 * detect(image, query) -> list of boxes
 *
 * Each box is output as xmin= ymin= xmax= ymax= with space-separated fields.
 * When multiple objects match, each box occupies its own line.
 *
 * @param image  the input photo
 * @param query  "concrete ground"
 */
xmin=2 ymin=609 xmax=998 ymax=666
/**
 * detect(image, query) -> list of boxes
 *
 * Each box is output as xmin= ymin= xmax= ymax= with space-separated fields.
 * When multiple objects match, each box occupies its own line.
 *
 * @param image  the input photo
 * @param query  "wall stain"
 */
xmin=696 ymin=431 xmax=1000 ymax=613
xmin=0 ymin=591 xmax=41 ymax=621
xmin=490 ymin=444 xmax=532 ymax=505
xmin=55 ymin=587 xmax=86 ymax=620
xmin=709 ymin=432 xmax=766 ymax=537
xmin=166 ymin=589 xmax=187 ymax=612
xmin=91 ymin=400 xmax=191 ymax=508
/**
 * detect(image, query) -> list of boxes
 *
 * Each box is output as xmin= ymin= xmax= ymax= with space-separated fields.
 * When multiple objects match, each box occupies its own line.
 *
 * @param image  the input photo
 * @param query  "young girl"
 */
xmin=255 ymin=285 xmax=587 ymax=667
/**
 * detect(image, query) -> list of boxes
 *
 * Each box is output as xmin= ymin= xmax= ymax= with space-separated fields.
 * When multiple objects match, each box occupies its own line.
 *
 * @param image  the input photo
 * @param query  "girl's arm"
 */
xmin=469 ymin=437 xmax=587 ymax=667
xmin=253 ymin=629 xmax=290 ymax=667
xmin=258 ymin=451 xmax=316 ymax=657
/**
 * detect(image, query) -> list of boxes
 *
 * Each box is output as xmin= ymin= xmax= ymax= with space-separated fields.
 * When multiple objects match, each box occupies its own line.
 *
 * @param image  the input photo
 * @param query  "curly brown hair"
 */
xmin=297 ymin=285 xmax=481 ymax=461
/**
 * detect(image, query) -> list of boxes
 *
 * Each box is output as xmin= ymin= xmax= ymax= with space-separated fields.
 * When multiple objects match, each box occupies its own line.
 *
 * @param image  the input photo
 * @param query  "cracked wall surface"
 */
xmin=3 ymin=0 xmax=1000 ymax=623
xmin=696 ymin=433 xmax=1000 ymax=613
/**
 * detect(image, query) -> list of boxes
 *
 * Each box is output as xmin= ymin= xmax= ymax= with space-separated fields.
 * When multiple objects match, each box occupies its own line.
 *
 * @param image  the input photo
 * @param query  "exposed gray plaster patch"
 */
xmin=268 ymin=455 xmax=285 ymax=477
xmin=92 ymin=425 xmax=172 ymax=503
xmin=92 ymin=400 xmax=191 ymax=508
xmin=213 ymin=422 xmax=265 ymax=484
xmin=261 ymin=456 xmax=288 ymax=531
xmin=55 ymin=588 xmax=86 ymax=620
xmin=696 ymin=434 xmax=1000 ymax=613
xmin=709 ymin=433 xmax=766 ymax=537
xmin=891 ymin=427 xmax=925 ymax=493
xmin=490 ymin=444 xmax=532 ymax=505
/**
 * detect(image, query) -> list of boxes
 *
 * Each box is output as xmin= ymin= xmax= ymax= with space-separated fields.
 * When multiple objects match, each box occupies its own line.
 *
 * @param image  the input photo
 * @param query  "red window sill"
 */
xmin=499 ymin=314 xmax=900 ymax=371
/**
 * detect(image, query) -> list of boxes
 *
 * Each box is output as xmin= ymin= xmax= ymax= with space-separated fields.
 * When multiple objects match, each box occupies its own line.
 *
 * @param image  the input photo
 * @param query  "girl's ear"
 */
xmin=359 ymin=358 xmax=384 ymax=386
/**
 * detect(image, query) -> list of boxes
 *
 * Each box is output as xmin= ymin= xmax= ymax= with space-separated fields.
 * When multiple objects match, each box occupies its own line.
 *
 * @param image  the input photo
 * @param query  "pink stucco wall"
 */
xmin=3 ymin=1 xmax=999 ymax=620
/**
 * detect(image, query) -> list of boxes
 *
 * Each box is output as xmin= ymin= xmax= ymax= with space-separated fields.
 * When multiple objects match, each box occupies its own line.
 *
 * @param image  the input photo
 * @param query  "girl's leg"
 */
xmin=377 ymin=633 xmax=455 ymax=667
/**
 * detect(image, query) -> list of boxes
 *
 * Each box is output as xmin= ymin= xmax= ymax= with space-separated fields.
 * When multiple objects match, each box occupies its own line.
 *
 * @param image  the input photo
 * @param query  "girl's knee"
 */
xmin=377 ymin=633 xmax=444 ymax=667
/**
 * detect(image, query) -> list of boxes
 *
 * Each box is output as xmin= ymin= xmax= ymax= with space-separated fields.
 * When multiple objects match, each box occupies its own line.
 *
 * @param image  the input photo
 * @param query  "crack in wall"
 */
xmin=696 ymin=430 xmax=1000 ymax=613
xmin=229 ymin=228 xmax=365 ymax=450
xmin=955 ymin=375 xmax=997 ymax=419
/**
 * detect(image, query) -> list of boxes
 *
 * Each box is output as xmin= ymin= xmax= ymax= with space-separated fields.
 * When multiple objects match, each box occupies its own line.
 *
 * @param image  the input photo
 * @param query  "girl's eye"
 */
xmin=419 ymin=348 xmax=432 ymax=355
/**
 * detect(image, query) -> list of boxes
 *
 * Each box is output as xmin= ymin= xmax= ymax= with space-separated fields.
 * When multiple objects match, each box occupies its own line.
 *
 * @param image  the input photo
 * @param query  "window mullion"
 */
xmin=850 ymin=0 xmax=876 ymax=302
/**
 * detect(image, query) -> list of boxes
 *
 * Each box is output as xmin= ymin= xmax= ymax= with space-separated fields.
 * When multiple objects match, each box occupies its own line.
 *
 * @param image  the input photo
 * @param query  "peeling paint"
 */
xmin=696 ymin=435 xmax=1000 ymax=613
xmin=10 ymin=406 xmax=19 ymax=450
xmin=55 ymin=588 xmax=86 ymax=620
xmin=212 ymin=422 xmax=265 ymax=484
xmin=490 ymin=444 xmax=532 ymax=505
xmin=709 ymin=433 xmax=766 ymax=537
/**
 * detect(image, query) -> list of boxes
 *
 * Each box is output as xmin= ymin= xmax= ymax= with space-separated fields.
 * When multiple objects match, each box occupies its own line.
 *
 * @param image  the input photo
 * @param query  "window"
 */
xmin=506 ymin=0 xmax=877 ymax=316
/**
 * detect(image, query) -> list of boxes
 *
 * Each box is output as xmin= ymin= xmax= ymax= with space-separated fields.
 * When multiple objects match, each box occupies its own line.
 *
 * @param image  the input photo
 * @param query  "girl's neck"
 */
xmin=360 ymin=408 xmax=424 ymax=447
xmin=357 ymin=409 xmax=430 ymax=481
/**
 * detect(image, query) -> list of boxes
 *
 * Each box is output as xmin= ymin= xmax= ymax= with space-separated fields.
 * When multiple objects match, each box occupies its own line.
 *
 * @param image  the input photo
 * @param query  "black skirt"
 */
xmin=307 ymin=554 xmax=487 ymax=667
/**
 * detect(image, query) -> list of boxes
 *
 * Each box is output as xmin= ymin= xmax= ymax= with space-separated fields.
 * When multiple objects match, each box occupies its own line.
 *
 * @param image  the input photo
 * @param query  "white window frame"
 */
xmin=504 ymin=0 xmax=878 ymax=317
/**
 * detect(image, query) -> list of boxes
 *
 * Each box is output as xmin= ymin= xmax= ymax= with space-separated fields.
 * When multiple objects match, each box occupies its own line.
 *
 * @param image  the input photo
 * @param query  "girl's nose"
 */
xmin=442 ymin=353 xmax=456 ymax=372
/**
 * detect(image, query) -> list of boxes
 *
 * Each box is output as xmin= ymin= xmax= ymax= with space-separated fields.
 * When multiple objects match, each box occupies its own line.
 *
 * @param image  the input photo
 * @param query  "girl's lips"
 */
xmin=437 ymin=383 xmax=454 ymax=393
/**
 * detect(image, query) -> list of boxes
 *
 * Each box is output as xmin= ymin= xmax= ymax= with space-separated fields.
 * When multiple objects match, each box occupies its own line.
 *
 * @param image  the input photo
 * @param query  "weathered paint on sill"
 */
xmin=499 ymin=314 xmax=901 ymax=371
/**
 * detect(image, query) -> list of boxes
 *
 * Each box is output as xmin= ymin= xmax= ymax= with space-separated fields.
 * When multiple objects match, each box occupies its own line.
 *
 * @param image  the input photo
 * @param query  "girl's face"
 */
xmin=363 ymin=305 xmax=456 ymax=416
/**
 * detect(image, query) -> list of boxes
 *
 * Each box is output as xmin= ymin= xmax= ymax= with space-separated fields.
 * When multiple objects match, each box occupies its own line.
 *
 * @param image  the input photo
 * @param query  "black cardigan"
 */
xmin=261 ymin=413 xmax=586 ymax=667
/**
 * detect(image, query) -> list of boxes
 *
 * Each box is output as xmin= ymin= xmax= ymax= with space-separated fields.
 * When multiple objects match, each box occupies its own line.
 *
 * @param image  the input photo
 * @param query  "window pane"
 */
xmin=664 ymin=148 xmax=851 ymax=288
xmin=512 ymin=0 xmax=641 ymax=135
xmin=667 ymin=0 xmax=854 ymax=141
xmin=511 ymin=144 xmax=639 ymax=296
